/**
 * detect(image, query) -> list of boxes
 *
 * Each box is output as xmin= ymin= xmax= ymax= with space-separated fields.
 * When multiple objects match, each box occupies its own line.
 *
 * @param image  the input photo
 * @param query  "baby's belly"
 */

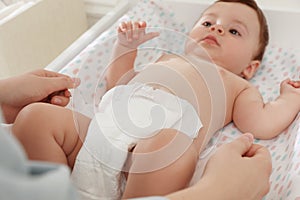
xmin=128 ymin=57 xmax=227 ymax=140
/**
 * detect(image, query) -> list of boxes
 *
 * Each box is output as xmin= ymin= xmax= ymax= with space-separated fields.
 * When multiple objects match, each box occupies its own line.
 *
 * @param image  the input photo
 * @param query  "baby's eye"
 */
xmin=229 ymin=29 xmax=241 ymax=36
xmin=202 ymin=21 xmax=212 ymax=27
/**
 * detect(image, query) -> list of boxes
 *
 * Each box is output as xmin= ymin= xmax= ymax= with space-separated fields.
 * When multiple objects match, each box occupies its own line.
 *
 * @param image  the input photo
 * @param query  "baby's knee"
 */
xmin=12 ymin=103 xmax=53 ymax=142
xmin=13 ymin=103 xmax=67 ymax=137
xmin=14 ymin=103 xmax=51 ymax=126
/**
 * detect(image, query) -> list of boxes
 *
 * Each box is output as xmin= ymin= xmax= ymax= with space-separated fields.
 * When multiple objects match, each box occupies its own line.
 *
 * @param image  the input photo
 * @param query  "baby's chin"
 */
xmin=184 ymin=46 xmax=212 ymax=63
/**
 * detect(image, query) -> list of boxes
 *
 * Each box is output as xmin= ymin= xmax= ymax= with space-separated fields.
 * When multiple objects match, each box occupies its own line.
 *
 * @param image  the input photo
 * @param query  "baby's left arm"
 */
xmin=105 ymin=21 xmax=159 ymax=90
xmin=233 ymin=79 xmax=300 ymax=139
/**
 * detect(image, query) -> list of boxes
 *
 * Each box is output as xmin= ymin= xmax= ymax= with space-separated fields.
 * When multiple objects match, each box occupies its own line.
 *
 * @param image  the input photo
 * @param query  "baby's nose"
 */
xmin=209 ymin=24 xmax=224 ymax=35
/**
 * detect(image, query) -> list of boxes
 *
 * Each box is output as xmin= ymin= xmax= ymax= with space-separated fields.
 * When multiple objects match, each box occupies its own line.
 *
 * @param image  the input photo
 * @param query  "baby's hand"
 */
xmin=280 ymin=78 xmax=300 ymax=96
xmin=287 ymin=79 xmax=300 ymax=88
xmin=117 ymin=21 xmax=160 ymax=49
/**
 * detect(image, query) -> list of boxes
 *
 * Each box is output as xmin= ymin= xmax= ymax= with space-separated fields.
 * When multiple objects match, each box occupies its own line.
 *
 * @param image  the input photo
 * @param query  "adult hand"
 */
xmin=200 ymin=133 xmax=272 ymax=200
xmin=0 ymin=69 xmax=80 ymax=123
xmin=167 ymin=133 xmax=272 ymax=200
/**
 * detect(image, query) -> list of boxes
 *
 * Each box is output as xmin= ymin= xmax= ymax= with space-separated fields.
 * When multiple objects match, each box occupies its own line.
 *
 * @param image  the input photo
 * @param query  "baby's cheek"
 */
xmin=189 ymin=27 xmax=203 ymax=39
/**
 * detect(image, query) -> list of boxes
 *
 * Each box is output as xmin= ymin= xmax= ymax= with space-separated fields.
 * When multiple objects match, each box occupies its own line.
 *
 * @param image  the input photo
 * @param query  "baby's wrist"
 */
xmin=114 ymin=41 xmax=138 ymax=57
xmin=280 ymin=92 xmax=300 ymax=109
xmin=115 ymin=41 xmax=137 ymax=50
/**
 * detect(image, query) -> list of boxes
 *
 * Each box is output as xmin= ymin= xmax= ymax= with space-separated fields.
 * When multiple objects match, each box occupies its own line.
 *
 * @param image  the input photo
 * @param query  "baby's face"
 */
xmin=187 ymin=2 xmax=260 ymax=76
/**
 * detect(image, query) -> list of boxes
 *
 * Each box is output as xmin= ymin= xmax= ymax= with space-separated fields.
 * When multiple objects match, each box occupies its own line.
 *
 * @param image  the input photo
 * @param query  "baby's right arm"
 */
xmin=233 ymin=78 xmax=300 ymax=139
xmin=105 ymin=21 xmax=159 ymax=90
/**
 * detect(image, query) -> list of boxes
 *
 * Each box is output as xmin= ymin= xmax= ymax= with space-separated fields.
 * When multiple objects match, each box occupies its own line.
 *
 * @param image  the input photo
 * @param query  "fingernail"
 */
xmin=53 ymin=98 xmax=62 ymax=104
xmin=244 ymin=133 xmax=254 ymax=143
xmin=72 ymin=78 xmax=81 ymax=86
xmin=65 ymin=90 xmax=72 ymax=97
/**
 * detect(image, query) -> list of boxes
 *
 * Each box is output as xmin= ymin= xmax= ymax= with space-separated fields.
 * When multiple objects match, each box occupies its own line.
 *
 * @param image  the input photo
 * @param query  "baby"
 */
xmin=12 ymin=0 xmax=300 ymax=199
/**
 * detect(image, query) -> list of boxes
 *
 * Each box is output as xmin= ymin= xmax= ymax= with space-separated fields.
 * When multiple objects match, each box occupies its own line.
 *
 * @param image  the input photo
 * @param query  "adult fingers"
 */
xmin=251 ymin=145 xmax=272 ymax=169
xmin=45 ymin=90 xmax=71 ymax=106
xmin=32 ymin=69 xmax=70 ymax=78
xmin=44 ymin=76 xmax=80 ymax=97
xmin=50 ymin=95 xmax=70 ymax=107
xmin=32 ymin=69 xmax=80 ymax=90
xmin=224 ymin=133 xmax=254 ymax=155
xmin=250 ymin=145 xmax=272 ymax=196
xmin=243 ymin=143 xmax=264 ymax=157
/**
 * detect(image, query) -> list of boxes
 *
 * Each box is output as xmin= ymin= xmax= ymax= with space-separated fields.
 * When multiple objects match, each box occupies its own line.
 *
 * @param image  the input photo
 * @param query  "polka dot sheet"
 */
xmin=58 ymin=0 xmax=300 ymax=199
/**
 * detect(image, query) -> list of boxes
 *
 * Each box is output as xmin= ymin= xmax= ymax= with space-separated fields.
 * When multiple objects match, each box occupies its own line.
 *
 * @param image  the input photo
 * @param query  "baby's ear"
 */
xmin=241 ymin=60 xmax=261 ymax=80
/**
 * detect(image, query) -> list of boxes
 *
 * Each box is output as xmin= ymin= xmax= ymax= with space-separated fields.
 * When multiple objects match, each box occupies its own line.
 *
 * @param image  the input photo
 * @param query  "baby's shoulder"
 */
xmin=219 ymin=68 xmax=248 ymax=86
xmin=222 ymin=72 xmax=256 ymax=97
xmin=235 ymin=81 xmax=261 ymax=100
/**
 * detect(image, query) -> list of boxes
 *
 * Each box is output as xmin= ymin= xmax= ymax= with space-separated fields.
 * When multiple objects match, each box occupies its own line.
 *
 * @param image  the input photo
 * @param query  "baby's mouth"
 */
xmin=201 ymin=35 xmax=220 ymax=46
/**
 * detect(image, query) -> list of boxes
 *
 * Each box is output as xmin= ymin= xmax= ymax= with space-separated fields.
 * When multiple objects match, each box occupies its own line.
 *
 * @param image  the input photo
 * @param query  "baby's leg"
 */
xmin=12 ymin=103 xmax=91 ymax=168
xmin=123 ymin=128 xmax=198 ymax=198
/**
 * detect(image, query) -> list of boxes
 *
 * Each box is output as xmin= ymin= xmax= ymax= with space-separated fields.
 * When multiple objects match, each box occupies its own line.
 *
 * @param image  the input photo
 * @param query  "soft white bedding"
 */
xmin=58 ymin=0 xmax=300 ymax=199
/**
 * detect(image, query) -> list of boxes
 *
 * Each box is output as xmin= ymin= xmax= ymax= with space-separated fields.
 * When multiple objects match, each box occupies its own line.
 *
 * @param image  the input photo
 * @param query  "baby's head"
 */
xmin=187 ymin=0 xmax=269 ymax=79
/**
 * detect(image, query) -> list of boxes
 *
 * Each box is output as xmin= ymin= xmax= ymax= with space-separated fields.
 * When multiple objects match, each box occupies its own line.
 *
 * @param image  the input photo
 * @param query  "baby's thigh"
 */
xmin=13 ymin=103 xmax=91 ymax=167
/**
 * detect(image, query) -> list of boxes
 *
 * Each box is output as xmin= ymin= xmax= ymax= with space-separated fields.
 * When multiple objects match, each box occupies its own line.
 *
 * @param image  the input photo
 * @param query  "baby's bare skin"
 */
xmin=129 ymin=53 xmax=251 ymax=151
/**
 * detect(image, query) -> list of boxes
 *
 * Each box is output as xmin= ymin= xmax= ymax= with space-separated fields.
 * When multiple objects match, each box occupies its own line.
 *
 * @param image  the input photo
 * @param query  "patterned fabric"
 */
xmin=59 ymin=0 xmax=300 ymax=199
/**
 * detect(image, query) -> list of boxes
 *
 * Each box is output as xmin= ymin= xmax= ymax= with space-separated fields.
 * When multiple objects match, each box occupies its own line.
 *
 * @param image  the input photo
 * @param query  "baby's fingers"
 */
xmin=288 ymin=80 xmax=300 ymax=88
xmin=117 ymin=21 xmax=159 ymax=48
xmin=280 ymin=78 xmax=290 ymax=87
xmin=139 ymin=21 xmax=147 ymax=28
xmin=118 ymin=21 xmax=127 ymax=33
xmin=118 ymin=21 xmax=133 ymax=41
xmin=132 ymin=21 xmax=141 ymax=39
xmin=125 ymin=21 xmax=148 ymax=41
xmin=125 ymin=21 xmax=133 ymax=41
xmin=132 ymin=21 xmax=148 ymax=39
xmin=142 ymin=31 xmax=160 ymax=42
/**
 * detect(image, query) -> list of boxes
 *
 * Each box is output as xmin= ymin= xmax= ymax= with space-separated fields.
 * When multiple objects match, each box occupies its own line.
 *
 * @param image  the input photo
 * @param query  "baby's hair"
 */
xmin=215 ymin=0 xmax=269 ymax=61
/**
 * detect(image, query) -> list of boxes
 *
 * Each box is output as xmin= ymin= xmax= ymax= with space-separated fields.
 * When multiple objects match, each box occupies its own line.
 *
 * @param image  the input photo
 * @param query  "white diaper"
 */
xmin=71 ymin=83 xmax=202 ymax=200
